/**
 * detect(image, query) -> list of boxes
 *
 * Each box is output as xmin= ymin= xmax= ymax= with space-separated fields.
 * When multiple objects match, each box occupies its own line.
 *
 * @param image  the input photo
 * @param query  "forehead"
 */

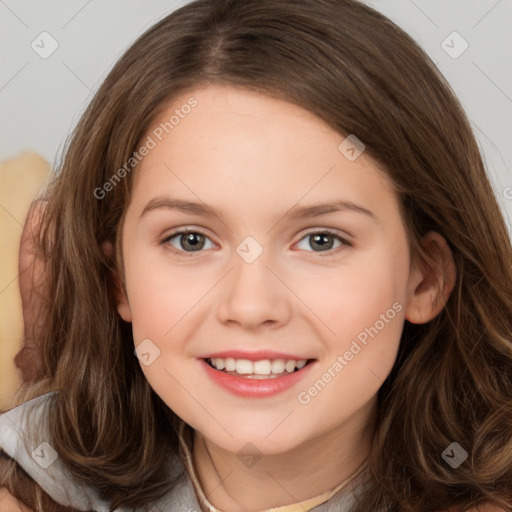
xmin=130 ymin=85 xmax=398 ymax=223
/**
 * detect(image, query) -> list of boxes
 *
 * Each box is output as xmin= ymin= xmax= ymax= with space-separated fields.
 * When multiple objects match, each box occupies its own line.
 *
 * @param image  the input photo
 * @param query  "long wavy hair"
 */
xmin=2 ymin=0 xmax=512 ymax=510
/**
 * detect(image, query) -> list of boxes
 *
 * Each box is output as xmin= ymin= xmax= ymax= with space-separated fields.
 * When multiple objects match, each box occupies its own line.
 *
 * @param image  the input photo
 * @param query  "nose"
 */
xmin=216 ymin=246 xmax=292 ymax=330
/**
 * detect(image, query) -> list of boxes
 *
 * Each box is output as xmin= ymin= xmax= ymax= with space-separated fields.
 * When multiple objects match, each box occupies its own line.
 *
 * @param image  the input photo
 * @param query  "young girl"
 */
xmin=1 ymin=0 xmax=511 ymax=511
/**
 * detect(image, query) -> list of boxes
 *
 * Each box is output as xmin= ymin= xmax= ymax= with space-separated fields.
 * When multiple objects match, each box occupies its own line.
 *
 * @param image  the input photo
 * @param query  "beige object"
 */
xmin=0 ymin=152 xmax=50 ymax=411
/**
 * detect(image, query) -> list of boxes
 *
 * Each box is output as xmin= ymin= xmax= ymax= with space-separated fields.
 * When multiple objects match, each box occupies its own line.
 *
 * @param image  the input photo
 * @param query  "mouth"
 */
xmin=204 ymin=357 xmax=315 ymax=380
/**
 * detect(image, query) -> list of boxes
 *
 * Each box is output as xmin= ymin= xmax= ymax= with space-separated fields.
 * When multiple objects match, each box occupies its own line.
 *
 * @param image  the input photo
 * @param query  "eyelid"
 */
xmin=161 ymin=226 xmax=212 ymax=242
xmin=298 ymin=227 xmax=352 ymax=242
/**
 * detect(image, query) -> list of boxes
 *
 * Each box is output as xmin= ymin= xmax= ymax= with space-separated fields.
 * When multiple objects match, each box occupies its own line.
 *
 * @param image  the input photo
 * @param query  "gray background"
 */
xmin=1 ymin=0 xmax=511 ymax=234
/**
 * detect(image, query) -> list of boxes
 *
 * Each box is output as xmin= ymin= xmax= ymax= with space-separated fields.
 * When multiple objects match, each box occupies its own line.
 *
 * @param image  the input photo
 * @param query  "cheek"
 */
xmin=125 ymin=251 xmax=213 ymax=340
xmin=300 ymin=253 xmax=407 ymax=342
xmin=328 ymin=254 xmax=408 ymax=392
xmin=297 ymin=278 xmax=405 ymax=427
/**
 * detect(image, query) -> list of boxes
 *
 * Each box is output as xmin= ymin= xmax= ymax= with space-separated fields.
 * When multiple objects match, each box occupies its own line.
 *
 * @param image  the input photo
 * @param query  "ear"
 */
xmin=102 ymin=241 xmax=132 ymax=323
xmin=404 ymin=231 xmax=456 ymax=324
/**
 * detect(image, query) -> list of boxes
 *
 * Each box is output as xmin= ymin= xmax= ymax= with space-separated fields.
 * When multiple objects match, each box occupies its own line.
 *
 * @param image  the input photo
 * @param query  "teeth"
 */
xmin=225 ymin=357 xmax=236 ymax=371
xmin=296 ymin=360 xmax=307 ymax=370
xmin=254 ymin=359 xmax=272 ymax=375
xmin=271 ymin=359 xmax=285 ymax=374
xmin=208 ymin=357 xmax=308 ymax=376
xmin=285 ymin=360 xmax=296 ymax=373
xmin=235 ymin=359 xmax=253 ymax=375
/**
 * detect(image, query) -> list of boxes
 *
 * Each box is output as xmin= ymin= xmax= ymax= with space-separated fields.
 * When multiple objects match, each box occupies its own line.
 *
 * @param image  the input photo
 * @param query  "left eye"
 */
xmin=295 ymin=231 xmax=348 ymax=253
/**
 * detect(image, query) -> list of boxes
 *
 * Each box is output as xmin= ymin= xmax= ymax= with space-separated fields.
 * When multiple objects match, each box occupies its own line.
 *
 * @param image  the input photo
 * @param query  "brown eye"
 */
xmin=162 ymin=230 xmax=215 ymax=254
xmin=295 ymin=231 xmax=350 ymax=254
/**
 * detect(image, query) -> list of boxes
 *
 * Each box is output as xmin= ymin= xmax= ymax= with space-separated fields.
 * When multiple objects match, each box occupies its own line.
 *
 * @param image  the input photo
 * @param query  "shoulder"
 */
xmin=0 ymin=487 xmax=33 ymax=512
xmin=0 ymin=393 xmax=103 ymax=511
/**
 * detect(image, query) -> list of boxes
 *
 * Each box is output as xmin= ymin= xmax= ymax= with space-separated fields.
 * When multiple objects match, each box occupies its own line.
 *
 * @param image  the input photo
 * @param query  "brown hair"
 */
xmin=2 ymin=0 xmax=512 ymax=510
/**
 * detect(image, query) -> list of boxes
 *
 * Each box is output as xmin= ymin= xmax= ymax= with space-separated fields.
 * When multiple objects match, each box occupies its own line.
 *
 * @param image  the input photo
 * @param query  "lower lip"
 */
xmin=199 ymin=359 xmax=316 ymax=398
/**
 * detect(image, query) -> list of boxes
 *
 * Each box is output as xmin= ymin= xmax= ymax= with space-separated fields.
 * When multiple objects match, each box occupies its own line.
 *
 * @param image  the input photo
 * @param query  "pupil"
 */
xmin=311 ymin=233 xmax=333 ymax=251
xmin=183 ymin=233 xmax=204 ymax=251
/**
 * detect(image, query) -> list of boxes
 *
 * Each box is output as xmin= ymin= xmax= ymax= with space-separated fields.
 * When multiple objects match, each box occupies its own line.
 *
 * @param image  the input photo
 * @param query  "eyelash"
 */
xmin=160 ymin=228 xmax=352 ymax=258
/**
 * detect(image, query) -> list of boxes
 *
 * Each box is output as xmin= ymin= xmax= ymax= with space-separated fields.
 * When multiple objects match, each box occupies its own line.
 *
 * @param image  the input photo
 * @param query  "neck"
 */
xmin=192 ymin=399 xmax=375 ymax=512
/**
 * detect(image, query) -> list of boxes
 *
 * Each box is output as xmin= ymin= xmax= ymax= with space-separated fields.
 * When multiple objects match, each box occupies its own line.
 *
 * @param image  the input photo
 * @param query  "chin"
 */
xmin=196 ymin=420 xmax=313 ymax=457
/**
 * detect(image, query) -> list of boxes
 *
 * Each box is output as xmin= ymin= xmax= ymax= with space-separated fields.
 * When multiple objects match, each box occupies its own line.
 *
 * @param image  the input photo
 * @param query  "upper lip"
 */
xmin=200 ymin=350 xmax=313 ymax=361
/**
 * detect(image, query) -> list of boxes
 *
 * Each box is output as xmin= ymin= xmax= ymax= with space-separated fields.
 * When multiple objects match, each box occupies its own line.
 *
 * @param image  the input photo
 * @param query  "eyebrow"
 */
xmin=139 ymin=196 xmax=377 ymax=223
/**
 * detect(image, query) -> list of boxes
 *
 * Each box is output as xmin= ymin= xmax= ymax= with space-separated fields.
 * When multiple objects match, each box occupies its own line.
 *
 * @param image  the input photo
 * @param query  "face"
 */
xmin=117 ymin=84 xmax=421 ymax=456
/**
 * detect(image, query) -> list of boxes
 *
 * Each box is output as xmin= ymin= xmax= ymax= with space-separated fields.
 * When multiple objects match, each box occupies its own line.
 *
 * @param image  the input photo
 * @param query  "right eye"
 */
xmin=161 ymin=229 xmax=216 ymax=256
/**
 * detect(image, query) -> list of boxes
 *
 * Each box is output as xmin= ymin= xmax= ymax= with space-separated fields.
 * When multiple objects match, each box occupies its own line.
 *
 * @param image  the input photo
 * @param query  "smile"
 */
xmin=200 ymin=357 xmax=316 ymax=398
xmin=206 ymin=357 xmax=309 ymax=379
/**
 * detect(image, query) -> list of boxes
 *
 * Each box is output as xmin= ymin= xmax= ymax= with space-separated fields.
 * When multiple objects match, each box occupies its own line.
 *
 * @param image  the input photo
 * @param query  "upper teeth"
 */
xmin=210 ymin=358 xmax=307 ymax=375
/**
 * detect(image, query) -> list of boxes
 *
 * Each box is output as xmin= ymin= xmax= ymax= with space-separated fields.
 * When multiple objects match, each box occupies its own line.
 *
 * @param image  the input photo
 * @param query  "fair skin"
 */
xmin=116 ymin=84 xmax=455 ymax=511
xmin=3 ymin=85 xmax=504 ymax=512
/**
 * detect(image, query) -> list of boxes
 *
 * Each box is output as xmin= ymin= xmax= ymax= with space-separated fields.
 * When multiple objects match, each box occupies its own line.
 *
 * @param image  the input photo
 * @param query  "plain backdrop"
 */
xmin=1 ymin=0 xmax=511 ymax=234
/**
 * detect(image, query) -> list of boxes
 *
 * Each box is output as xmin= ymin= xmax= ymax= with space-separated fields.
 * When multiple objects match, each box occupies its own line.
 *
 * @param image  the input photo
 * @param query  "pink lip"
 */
xmin=200 ymin=350 xmax=310 ymax=361
xmin=199 ymin=358 xmax=316 ymax=398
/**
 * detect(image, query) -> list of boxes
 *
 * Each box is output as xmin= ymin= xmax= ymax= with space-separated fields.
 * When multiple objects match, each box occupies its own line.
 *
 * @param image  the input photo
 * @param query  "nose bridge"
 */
xmin=216 ymin=236 xmax=291 ymax=328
